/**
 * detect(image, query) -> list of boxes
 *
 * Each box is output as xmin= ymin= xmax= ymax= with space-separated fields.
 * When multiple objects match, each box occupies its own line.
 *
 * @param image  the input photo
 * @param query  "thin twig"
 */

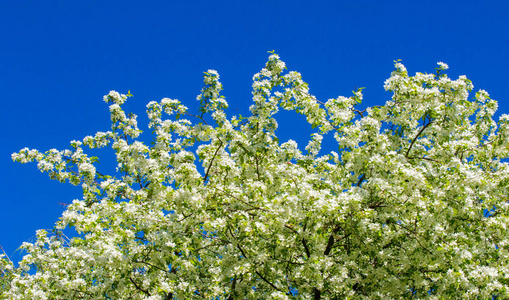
xmin=229 ymin=227 xmax=282 ymax=292
xmin=203 ymin=141 xmax=223 ymax=183
xmin=406 ymin=119 xmax=433 ymax=158
xmin=129 ymin=276 xmax=151 ymax=296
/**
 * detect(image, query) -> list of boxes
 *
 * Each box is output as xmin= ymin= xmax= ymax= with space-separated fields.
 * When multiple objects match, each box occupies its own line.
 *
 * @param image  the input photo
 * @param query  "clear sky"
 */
xmin=1 ymin=0 xmax=508 ymax=261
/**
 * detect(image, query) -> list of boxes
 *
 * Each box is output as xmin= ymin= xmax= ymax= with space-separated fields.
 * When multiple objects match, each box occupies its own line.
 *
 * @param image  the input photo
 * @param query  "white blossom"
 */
xmin=5 ymin=54 xmax=509 ymax=299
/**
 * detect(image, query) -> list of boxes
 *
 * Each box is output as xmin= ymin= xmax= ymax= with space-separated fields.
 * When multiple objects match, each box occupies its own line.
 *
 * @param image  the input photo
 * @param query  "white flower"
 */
xmin=78 ymin=162 xmax=96 ymax=178
xmin=437 ymin=61 xmax=449 ymax=70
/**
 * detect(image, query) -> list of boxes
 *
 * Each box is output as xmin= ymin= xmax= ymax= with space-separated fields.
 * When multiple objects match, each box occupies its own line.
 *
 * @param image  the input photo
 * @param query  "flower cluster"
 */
xmin=4 ymin=53 xmax=509 ymax=299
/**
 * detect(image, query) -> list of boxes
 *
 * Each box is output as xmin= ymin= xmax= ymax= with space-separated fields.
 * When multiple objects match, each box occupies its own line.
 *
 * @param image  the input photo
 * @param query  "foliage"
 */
xmin=3 ymin=54 xmax=509 ymax=299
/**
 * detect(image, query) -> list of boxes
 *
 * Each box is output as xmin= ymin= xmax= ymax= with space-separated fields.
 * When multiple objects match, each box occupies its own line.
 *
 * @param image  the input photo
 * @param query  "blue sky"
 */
xmin=1 ymin=0 xmax=508 ymax=260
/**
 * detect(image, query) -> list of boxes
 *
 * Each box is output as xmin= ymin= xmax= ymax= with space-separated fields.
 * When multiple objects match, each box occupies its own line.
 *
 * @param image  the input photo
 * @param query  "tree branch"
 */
xmin=302 ymin=238 xmax=311 ymax=259
xmin=324 ymin=224 xmax=342 ymax=256
xmin=356 ymin=174 xmax=365 ymax=187
xmin=129 ymin=276 xmax=151 ymax=296
xmin=212 ymin=186 xmax=269 ymax=211
xmin=203 ymin=141 xmax=223 ymax=183
xmin=227 ymin=276 xmax=237 ymax=300
xmin=406 ymin=156 xmax=439 ymax=163
xmin=405 ymin=119 xmax=433 ymax=158
xmin=229 ymin=227 xmax=282 ymax=293
xmin=313 ymin=287 xmax=321 ymax=300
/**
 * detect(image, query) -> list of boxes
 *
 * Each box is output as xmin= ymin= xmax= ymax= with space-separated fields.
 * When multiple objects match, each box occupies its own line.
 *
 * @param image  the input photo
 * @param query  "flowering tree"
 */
xmin=3 ymin=53 xmax=509 ymax=299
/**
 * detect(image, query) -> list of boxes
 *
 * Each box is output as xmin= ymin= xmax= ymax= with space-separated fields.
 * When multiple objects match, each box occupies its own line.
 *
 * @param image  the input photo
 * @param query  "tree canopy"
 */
xmin=3 ymin=53 xmax=509 ymax=299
